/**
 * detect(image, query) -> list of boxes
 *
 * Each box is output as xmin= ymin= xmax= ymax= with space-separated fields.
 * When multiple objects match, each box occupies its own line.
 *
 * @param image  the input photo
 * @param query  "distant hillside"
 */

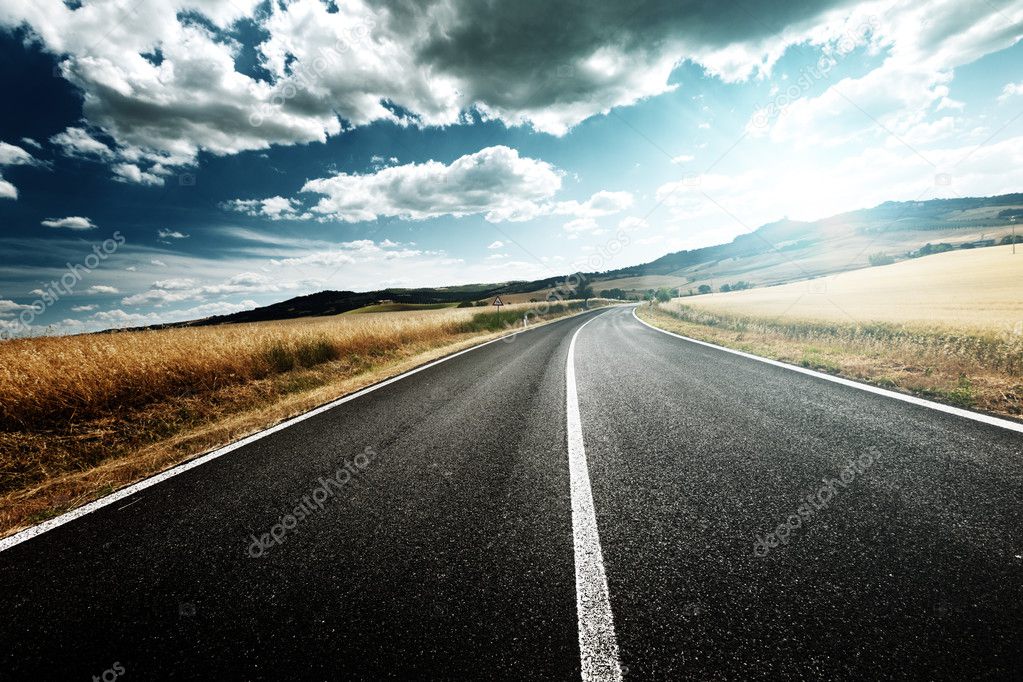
xmin=171 ymin=192 xmax=1023 ymax=327
xmin=600 ymin=193 xmax=1023 ymax=280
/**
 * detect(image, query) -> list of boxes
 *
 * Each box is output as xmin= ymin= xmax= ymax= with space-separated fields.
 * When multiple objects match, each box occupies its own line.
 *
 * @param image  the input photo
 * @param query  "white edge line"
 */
xmin=0 ymin=307 xmax=607 ymax=554
xmin=566 ymin=312 xmax=623 ymax=682
xmin=632 ymin=306 xmax=1023 ymax=434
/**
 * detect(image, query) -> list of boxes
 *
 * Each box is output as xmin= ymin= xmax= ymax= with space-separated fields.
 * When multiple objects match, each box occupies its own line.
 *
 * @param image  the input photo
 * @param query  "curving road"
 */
xmin=1 ymin=305 xmax=1021 ymax=680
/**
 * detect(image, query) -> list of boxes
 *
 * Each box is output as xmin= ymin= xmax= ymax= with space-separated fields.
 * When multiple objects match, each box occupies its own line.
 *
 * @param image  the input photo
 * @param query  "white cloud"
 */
xmin=297 ymin=145 xmax=563 ymax=223
xmin=151 ymin=278 xmax=197 ymax=291
xmin=91 ymin=299 xmax=259 ymax=326
xmin=88 ymin=285 xmax=120 ymax=294
xmin=121 ymin=271 xmax=305 ymax=306
xmin=157 ymin=229 xmax=189 ymax=239
xmin=112 ymin=162 xmax=164 ymax=186
xmin=224 ymin=196 xmax=309 ymax=221
xmin=229 ymin=147 xmax=638 ymax=228
xmin=41 ymin=216 xmax=96 ymax=230
xmin=488 ymin=240 xmax=505 ymax=249
xmin=0 ymin=299 xmax=32 ymax=317
xmin=49 ymin=127 xmax=114 ymax=159
xmin=766 ymin=1 xmax=1023 ymax=146
xmin=670 ymin=154 xmax=695 ymax=164
xmin=0 ymin=140 xmax=42 ymax=200
xmin=999 ymin=81 xmax=1023 ymax=101
xmin=267 ymin=240 xmax=426 ymax=268
xmin=0 ymin=141 xmax=38 ymax=166
xmin=151 ymin=259 xmax=167 ymax=267
xmin=553 ymin=190 xmax=634 ymax=218
xmin=71 ymin=305 xmax=96 ymax=312
xmin=0 ymin=178 xmax=16 ymax=200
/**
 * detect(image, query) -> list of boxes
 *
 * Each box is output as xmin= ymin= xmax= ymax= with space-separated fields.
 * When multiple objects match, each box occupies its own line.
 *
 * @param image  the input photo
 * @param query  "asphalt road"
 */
xmin=1 ymin=305 xmax=1021 ymax=680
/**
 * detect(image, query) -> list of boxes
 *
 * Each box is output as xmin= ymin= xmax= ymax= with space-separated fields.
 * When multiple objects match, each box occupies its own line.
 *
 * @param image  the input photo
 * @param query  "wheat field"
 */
xmin=1 ymin=307 xmax=471 ymax=430
xmin=681 ymin=244 xmax=1023 ymax=332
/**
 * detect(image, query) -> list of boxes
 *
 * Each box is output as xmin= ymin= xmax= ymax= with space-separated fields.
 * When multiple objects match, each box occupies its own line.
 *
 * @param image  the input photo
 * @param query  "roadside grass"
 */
xmin=638 ymin=303 xmax=1023 ymax=419
xmin=0 ymin=300 xmax=609 ymax=537
xmin=453 ymin=301 xmax=595 ymax=332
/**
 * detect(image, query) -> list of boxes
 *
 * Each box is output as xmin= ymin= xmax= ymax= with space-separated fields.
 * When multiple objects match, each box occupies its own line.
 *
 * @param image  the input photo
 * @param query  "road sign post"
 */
xmin=492 ymin=296 xmax=504 ymax=308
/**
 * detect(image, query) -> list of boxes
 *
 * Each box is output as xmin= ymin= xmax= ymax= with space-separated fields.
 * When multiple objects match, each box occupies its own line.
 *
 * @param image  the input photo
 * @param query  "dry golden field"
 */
xmin=0 ymin=300 xmax=605 ymax=537
xmin=640 ymin=246 xmax=1023 ymax=421
xmin=682 ymin=245 xmax=1023 ymax=332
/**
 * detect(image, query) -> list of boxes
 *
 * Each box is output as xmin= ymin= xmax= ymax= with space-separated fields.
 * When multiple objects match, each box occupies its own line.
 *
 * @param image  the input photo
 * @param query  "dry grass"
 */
xmin=0 ymin=300 xmax=605 ymax=537
xmin=638 ymin=302 xmax=1023 ymax=419
xmin=684 ymin=244 xmax=1023 ymax=332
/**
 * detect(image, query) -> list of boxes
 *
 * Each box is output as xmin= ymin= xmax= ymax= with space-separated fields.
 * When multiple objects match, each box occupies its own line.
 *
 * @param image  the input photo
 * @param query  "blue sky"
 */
xmin=1 ymin=0 xmax=1022 ymax=335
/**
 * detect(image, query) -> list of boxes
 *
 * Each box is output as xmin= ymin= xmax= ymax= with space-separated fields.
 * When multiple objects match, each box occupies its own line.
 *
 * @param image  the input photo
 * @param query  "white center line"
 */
xmin=566 ymin=314 xmax=623 ymax=682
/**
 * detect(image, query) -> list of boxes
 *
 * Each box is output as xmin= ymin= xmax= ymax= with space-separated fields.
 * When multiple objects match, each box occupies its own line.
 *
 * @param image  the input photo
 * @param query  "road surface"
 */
xmin=1 ymin=305 xmax=1021 ymax=680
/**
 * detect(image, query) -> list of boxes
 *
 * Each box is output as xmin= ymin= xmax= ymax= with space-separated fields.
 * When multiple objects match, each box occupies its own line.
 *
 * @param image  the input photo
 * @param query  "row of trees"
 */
xmin=870 ymin=235 xmax=1018 ymax=267
xmin=686 ymin=281 xmax=753 ymax=295
xmin=598 ymin=288 xmax=630 ymax=300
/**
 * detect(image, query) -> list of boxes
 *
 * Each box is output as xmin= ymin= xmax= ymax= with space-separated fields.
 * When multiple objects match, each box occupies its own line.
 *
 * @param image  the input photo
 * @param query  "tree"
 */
xmin=868 ymin=252 xmax=894 ymax=266
xmin=457 ymin=300 xmax=475 ymax=308
xmin=654 ymin=287 xmax=672 ymax=302
xmin=720 ymin=283 xmax=731 ymax=293
xmin=697 ymin=284 xmax=712 ymax=295
xmin=575 ymin=283 xmax=594 ymax=301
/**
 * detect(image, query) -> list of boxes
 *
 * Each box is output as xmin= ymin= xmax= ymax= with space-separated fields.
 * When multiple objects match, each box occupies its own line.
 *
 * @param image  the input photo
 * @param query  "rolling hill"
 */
xmin=175 ymin=192 xmax=1023 ymax=327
